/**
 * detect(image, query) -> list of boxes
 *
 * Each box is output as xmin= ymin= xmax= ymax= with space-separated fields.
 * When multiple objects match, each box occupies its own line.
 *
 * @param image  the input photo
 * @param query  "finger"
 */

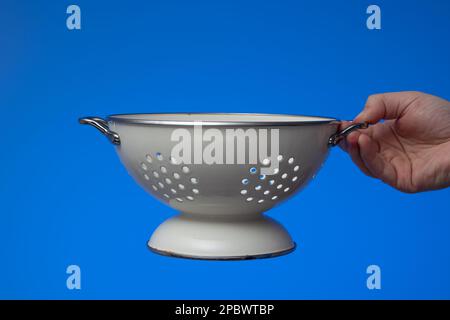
xmin=354 ymin=91 xmax=422 ymax=124
xmin=338 ymin=139 xmax=348 ymax=152
xmin=347 ymin=131 xmax=360 ymax=147
xmin=337 ymin=121 xmax=352 ymax=152
xmin=346 ymin=132 xmax=374 ymax=177
xmin=358 ymin=133 xmax=397 ymax=186
xmin=339 ymin=120 xmax=352 ymax=130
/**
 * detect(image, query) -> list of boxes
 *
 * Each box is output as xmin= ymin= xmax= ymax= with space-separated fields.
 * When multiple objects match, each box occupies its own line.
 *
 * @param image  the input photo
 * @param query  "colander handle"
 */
xmin=328 ymin=122 xmax=368 ymax=147
xmin=79 ymin=117 xmax=121 ymax=145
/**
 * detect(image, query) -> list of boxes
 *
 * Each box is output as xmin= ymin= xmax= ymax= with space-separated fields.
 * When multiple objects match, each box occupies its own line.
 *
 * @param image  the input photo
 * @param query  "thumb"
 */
xmin=355 ymin=91 xmax=421 ymax=124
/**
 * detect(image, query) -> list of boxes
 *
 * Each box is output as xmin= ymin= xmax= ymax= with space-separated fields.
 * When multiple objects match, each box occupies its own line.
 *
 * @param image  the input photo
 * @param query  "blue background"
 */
xmin=1 ymin=0 xmax=449 ymax=299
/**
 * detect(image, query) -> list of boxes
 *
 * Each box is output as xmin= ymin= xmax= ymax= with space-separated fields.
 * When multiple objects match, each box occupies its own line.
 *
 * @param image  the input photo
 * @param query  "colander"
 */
xmin=79 ymin=113 xmax=366 ymax=260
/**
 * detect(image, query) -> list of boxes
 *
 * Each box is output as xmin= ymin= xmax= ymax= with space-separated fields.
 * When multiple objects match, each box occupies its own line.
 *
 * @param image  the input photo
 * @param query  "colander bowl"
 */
xmin=80 ymin=113 xmax=366 ymax=260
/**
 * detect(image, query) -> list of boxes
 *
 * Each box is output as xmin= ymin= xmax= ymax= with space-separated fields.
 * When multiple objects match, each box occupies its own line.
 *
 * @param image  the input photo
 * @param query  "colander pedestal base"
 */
xmin=148 ymin=213 xmax=295 ymax=260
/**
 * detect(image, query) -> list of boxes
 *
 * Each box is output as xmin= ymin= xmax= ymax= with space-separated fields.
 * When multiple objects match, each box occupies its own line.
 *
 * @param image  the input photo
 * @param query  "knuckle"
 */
xmin=365 ymin=94 xmax=383 ymax=109
xmin=398 ymin=181 xmax=421 ymax=194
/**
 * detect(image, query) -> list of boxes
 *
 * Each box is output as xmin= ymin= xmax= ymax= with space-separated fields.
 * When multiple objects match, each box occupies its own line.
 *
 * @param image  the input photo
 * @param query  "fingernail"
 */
xmin=354 ymin=111 xmax=364 ymax=121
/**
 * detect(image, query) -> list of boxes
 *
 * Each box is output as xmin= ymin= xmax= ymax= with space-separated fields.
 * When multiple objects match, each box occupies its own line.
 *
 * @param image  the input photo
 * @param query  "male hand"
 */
xmin=340 ymin=91 xmax=450 ymax=193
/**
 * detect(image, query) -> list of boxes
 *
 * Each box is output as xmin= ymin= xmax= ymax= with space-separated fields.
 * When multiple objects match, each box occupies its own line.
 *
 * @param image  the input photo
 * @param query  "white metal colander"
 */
xmin=80 ymin=113 xmax=366 ymax=260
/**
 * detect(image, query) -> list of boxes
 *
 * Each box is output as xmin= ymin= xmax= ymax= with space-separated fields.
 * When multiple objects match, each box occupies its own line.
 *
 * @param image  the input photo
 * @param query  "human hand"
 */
xmin=340 ymin=91 xmax=450 ymax=193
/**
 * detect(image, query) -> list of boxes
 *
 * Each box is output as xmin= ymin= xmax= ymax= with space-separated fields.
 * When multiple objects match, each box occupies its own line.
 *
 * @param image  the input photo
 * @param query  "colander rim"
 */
xmin=107 ymin=112 xmax=339 ymax=126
